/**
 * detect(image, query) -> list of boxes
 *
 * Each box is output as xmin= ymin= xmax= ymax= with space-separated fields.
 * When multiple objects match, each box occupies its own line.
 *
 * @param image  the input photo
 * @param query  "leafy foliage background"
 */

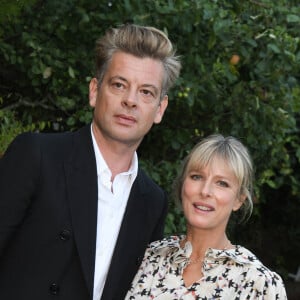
xmin=1 ymin=0 xmax=300 ymax=293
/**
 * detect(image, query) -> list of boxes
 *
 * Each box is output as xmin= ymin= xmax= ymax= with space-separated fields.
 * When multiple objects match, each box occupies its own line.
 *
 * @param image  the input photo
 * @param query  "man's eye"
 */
xmin=141 ymin=89 xmax=154 ymax=97
xmin=113 ymin=82 xmax=124 ymax=89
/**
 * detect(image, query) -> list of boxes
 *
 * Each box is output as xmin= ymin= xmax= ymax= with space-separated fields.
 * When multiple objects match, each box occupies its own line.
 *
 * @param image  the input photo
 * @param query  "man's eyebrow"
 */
xmin=109 ymin=75 xmax=128 ymax=83
xmin=109 ymin=77 xmax=160 ymax=94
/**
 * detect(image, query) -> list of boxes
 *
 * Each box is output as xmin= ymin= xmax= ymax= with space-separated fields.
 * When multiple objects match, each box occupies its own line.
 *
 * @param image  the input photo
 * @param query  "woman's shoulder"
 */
xmin=148 ymin=235 xmax=182 ymax=250
xmin=215 ymin=245 xmax=287 ymax=298
xmin=136 ymin=236 xmax=182 ymax=268
xmin=233 ymin=245 xmax=285 ymax=282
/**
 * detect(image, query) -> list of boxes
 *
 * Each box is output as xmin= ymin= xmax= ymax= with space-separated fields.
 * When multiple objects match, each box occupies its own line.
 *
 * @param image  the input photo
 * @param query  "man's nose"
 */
xmin=122 ymin=89 xmax=138 ymax=107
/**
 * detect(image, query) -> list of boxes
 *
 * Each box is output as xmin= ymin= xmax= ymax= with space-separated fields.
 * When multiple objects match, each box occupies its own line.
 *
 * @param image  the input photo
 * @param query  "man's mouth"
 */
xmin=116 ymin=114 xmax=136 ymax=125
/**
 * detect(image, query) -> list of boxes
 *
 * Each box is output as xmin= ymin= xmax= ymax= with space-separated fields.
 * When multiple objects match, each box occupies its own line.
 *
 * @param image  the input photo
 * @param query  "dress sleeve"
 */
xmin=249 ymin=268 xmax=288 ymax=300
xmin=263 ymin=271 xmax=287 ymax=300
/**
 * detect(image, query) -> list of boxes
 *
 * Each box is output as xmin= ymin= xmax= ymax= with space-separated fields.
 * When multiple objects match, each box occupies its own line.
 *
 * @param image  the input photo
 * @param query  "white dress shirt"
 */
xmin=91 ymin=126 xmax=138 ymax=300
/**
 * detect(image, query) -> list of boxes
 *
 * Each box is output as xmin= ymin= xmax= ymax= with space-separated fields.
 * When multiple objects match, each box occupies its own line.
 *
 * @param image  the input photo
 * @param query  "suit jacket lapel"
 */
xmin=64 ymin=125 xmax=98 ymax=295
xmin=101 ymin=171 xmax=149 ymax=299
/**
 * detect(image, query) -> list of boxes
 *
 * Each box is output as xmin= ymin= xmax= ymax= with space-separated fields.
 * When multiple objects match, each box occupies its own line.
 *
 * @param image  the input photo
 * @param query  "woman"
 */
xmin=125 ymin=134 xmax=287 ymax=299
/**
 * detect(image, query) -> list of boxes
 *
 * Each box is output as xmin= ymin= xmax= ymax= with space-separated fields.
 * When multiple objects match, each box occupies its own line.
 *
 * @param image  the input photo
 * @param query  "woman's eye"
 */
xmin=218 ymin=180 xmax=229 ymax=187
xmin=190 ymin=174 xmax=202 ymax=180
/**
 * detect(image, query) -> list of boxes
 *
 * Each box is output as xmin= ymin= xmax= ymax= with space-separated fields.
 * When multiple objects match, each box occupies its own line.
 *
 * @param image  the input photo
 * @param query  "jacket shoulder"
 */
xmin=137 ymin=168 xmax=166 ymax=198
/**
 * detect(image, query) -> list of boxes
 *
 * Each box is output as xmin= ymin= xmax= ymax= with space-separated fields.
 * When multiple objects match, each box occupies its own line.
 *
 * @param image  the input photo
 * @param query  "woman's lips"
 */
xmin=193 ymin=203 xmax=214 ymax=212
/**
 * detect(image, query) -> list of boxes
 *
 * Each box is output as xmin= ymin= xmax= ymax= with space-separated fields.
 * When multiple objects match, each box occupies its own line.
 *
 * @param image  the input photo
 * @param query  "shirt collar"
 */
xmin=90 ymin=124 xmax=138 ymax=182
xmin=152 ymin=235 xmax=259 ymax=270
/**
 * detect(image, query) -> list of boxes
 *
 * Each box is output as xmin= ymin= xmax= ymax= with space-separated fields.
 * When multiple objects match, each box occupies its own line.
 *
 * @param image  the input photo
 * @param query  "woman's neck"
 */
xmin=182 ymin=230 xmax=232 ymax=259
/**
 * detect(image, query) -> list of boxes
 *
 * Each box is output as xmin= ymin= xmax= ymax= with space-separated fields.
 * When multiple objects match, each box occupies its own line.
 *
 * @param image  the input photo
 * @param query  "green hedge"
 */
xmin=1 ymin=0 xmax=300 ymax=284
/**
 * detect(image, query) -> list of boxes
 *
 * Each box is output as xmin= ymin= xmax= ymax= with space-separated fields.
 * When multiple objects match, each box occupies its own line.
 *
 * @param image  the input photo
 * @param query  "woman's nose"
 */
xmin=200 ymin=181 xmax=213 ymax=197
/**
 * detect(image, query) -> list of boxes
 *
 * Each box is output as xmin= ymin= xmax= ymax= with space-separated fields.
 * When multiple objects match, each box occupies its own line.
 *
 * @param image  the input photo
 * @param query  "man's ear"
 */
xmin=89 ymin=78 xmax=98 ymax=108
xmin=154 ymin=95 xmax=168 ymax=124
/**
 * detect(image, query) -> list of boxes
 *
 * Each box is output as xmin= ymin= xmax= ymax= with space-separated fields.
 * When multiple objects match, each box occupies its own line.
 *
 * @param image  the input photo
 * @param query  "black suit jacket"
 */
xmin=0 ymin=125 xmax=167 ymax=300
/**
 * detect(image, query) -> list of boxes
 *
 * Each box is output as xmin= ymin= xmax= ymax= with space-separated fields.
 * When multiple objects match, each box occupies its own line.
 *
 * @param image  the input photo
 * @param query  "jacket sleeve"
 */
xmin=149 ymin=190 xmax=168 ymax=242
xmin=0 ymin=133 xmax=41 ymax=255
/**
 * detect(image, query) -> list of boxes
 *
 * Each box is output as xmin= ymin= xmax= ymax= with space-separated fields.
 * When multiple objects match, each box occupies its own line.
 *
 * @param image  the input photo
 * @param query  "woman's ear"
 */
xmin=233 ymin=194 xmax=247 ymax=212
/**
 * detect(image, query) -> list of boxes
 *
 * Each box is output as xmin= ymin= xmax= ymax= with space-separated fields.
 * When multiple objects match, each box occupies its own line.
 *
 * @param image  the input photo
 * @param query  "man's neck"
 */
xmin=91 ymin=124 xmax=139 ymax=180
xmin=100 ymin=146 xmax=134 ymax=181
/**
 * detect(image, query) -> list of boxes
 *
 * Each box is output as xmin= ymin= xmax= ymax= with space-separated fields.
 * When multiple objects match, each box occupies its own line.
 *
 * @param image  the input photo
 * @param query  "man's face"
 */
xmin=89 ymin=51 xmax=168 ymax=148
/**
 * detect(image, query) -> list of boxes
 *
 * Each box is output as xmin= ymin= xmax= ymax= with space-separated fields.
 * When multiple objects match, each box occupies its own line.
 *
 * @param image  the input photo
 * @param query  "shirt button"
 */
xmin=49 ymin=283 xmax=60 ymax=295
xmin=59 ymin=229 xmax=71 ymax=241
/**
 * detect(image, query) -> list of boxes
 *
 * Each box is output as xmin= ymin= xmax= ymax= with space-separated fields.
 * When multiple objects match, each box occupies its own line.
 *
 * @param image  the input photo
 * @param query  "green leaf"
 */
xmin=68 ymin=66 xmax=75 ymax=78
xmin=267 ymin=43 xmax=281 ymax=53
xmin=287 ymin=14 xmax=300 ymax=23
xmin=43 ymin=67 xmax=52 ymax=79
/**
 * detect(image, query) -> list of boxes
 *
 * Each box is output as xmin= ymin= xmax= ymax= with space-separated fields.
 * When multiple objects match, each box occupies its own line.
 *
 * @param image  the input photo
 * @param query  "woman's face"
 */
xmin=181 ymin=156 xmax=243 ymax=234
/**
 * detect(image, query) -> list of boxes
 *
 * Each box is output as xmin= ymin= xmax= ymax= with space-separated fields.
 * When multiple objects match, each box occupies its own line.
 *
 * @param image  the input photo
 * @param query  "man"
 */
xmin=0 ymin=24 xmax=181 ymax=300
